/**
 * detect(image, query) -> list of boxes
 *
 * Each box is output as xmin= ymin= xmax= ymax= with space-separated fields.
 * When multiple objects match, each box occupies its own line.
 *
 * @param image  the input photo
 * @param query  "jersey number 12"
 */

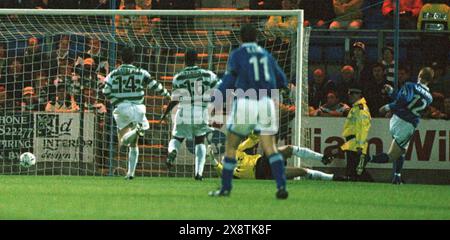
xmin=407 ymin=94 xmax=427 ymax=117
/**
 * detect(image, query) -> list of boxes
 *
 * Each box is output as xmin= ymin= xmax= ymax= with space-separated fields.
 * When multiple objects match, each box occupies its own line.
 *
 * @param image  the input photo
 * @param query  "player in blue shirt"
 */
xmin=365 ymin=67 xmax=434 ymax=184
xmin=209 ymin=24 xmax=289 ymax=199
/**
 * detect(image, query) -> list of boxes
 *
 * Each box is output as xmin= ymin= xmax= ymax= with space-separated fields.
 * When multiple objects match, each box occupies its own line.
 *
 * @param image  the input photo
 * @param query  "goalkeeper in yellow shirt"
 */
xmin=214 ymin=133 xmax=338 ymax=180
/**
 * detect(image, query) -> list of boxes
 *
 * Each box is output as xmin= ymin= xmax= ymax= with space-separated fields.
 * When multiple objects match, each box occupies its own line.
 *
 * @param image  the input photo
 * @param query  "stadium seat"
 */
xmin=324 ymin=46 xmax=344 ymax=63
xmin=309 ymin=45 xmax=322 ymax=63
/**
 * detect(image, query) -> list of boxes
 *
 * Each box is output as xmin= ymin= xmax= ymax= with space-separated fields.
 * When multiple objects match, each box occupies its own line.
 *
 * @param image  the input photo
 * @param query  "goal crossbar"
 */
xmin=0 ymin=9 xmax=303 ymax=17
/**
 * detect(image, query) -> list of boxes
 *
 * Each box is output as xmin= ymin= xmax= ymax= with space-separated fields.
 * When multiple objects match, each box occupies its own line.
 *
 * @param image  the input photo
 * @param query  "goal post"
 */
xmin=0 ymin=9 xmax=308 ymax=177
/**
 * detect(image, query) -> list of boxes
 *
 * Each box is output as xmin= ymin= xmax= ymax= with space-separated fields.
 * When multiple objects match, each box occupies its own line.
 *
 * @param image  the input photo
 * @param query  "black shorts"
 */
xmin=255 ymin=156 xmax=288 ymax=180
xmin=255 ymin=156 xmax=272 ymax=180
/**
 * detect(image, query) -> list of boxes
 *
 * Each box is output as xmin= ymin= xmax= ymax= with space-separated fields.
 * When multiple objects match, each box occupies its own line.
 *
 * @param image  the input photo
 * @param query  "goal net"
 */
xmin=0 ymin=9 xmax=308 ymax=177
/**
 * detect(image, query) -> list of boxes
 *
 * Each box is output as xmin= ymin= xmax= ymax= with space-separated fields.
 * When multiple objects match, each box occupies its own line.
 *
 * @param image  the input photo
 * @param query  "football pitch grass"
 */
xmin=1 ymin=175 xmax=449 ymax=220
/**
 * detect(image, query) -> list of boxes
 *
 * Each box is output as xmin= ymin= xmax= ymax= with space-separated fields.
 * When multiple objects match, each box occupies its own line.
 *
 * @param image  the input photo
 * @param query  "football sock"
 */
xmin=305 ymin=169 xmax=334 ymax=181
xmin=195 ymin=144 xmax=206 ymax=176
xmin=168 ymin=138 xmax=181 ymax=154
xmin=221 ymin=156 xmax=236 ymax=191
xmin=121 ymin=129 xmax=138 ymax=146
xmin=370 ymin=153 xmax=390 ymax=163
xmin=268 ymin=153 xmax=287 ymax=190
xmin=393 ymin=155 xmax=405 ymax=175
xmin=292 ymin=146 xmax=323 ymax=161
xmin=127 ymin=147 xmax=139 ymax=177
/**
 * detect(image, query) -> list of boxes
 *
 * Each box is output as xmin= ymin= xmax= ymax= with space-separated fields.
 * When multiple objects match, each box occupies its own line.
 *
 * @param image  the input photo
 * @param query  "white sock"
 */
xmin=121 ymin=129 xmax=138 ymax=146
xmin=168 ymin=138 xmax=181 ymax=154
xmin=127 ymin=147 xmax=139 ymax=177
xmin=305 ymin=169 xmax=333 ymax=181
xmin=195 ymin=144 xmax=206 ymax=176
xmin=292 ymin=146 xmax=323 ymax=161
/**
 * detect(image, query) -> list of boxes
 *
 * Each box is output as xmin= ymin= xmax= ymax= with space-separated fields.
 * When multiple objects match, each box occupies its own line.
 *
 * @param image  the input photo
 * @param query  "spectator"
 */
xmin=80 ymin=0 xmax=118 ymax=9
xmin=1 ymin=0 xmax=33 ymax=8
xmin=80 ymin=0 xmax=118 ymax=24
xmin=424 ymin=92 xmax=445 ymax=119
xmin=45 ymin=84 xmax=79 ymax=112
xmin=300 ymin=0 xmax=335 ymax=28
xmin=382 ymin=0 xmax=423 ymax=29
xmin=33 ymin=70 xmax=50 ymax=111
xmin=33 ymin=0 xmax=51 ymax=9
xmin=0 ymin=43 xmax=6 ymax=80
xmin=335 ymin=65 xmax=357 ymax=105
xmin=32 ymin=0 xmax=79 ymax=9
xmin=24 ymin=37 xmax=44 ymax=74
xmin=429 ymin=62 xmax=450 ymax=97
xmin=381 ymin=46 xmax=395 ymax=83
xmin=265 ymin=0 xmax=299 ymax=31
xmin=330 ymin=0 xmax=364 ymax=30
xmin=21 ymin=86 xmax=38 ymax=111
xmin=83 ymin=88 xmax=107 ymax=114
xmin=136 ymin=0 xmax=152 ymax=9
xmin=398 ymin=63 xmax=413 ymax=88
xmin=115 ymin=0 xmax=150 ymax=37
xmin=7 ymin=58 xmax=32 ymax=106
xmin=442 ymin=97 xmax=450 ymax=120
xmin=0 ymin=85 xmax=7 ymax=112
xmin=313 ymin=91 xmax=350 ymax=117
xmin=73 ymin=57 xmax=94 ymax=103
xmin=364 ymin=63 xmax=390 ymax=117
xmin=348 ymin=41 xmax=372 ymax=84
xmin=308 ymin=67 xmax=336 ymax=109
xmin=82 ymin=38 xmax=108 ymax=72
xmin=53 ymin=35 xmax=71 ymax=67
xmin=250 ymin=0 xmax=281 ymax=10
xmin=155 ymin=0 xmax=195 ymax=9
xmin=55 ymin=59 xmax=76 ymax=96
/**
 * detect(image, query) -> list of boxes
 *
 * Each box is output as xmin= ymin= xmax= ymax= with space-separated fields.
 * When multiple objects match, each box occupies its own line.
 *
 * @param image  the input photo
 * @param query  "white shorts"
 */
xmin=227 ymin=97 xmax=278 ymax=137
xmin=172 ymin=105 xmax=212 ymax=138
xmin=389 ymin=114 xmax=415 ymax=149
xmin=113 ymin=102 xmax=149 ymax=131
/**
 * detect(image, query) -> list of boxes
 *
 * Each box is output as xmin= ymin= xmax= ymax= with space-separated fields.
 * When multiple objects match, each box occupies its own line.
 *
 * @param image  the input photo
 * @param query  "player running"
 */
xmin=103 ymin=47 xmax=170 ymax=180
xmin=212 ymin=133 xmax=337 ymax=181
xmin=161 ymin=49 xmax=219 ymax=180
xmin=208 ymin=24 xmax=290 ymax=199
xmin=364 ymin=67 xmax=434 ymax=184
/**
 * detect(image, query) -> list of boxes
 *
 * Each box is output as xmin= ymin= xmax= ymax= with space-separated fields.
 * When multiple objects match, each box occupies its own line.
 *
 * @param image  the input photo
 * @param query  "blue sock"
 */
xmin=371 ymin=153 xmax=390 ymax=163
xmin=268 ymin=153 xmax=287 ymax=190
xmin=393 ymin=155 xmax=405 ymax=175
xmin=221 ymin=156 xmax=236 ymax=192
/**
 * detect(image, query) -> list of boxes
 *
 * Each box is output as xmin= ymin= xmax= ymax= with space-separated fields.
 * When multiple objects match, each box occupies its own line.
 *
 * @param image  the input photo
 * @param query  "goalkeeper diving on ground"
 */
xmin=212 ymin=132 xmax=338 ymax=181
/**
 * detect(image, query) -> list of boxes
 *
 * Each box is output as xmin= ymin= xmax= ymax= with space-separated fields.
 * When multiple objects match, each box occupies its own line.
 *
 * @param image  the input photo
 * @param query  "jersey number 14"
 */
xmin=118 ymin=76 xmax=137 ymax=92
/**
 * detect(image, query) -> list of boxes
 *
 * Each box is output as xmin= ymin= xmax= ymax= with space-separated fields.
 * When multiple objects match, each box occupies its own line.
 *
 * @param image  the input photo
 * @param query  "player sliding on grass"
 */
xmin=208 ymin=24 xmax=290 ymax=199
xmin=363 ymin=67 xmax=433 ymax=184
xmin=212 ymin=133 xmax=337 ymax=180
xmin=161 ymin=49 xmax=219 ymax=180
xmin=103 ymin=47 xmax=170 ymax=180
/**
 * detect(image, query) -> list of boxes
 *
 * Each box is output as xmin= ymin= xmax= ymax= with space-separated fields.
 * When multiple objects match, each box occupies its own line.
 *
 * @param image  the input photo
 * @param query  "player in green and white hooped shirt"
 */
xmin=162 ymin=49 xmax=219 ymax=180
xmin=103 ymin=47 xmax=170 ymax=180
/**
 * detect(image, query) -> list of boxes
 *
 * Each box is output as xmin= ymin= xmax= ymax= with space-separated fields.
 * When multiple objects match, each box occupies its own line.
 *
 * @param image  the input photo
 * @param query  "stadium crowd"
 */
xmin=0 ymin=0 xmax=448 ymax=122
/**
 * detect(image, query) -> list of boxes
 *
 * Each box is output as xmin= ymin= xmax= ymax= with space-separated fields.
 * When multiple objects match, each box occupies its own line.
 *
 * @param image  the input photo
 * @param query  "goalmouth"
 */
xmin=0 ymin=9 xmax=309 ymax=177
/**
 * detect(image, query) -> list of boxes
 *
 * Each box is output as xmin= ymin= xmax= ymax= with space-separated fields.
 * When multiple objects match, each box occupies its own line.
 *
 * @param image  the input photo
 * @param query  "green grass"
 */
xmin=0 ymin=175 xmax=449 ymax=220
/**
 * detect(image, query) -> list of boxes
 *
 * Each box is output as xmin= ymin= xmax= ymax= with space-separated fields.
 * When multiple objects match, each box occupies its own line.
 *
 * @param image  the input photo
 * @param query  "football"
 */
xmin=20 ymin=152 xmax=36 ymax=168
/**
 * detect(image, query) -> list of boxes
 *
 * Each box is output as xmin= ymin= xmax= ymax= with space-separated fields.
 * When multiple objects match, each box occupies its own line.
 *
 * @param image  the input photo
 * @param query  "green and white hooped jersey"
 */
xmin=172 ymin=66 xmax=219 ymax=108
xmin=103 ymin=64 xmax=170 ymax=106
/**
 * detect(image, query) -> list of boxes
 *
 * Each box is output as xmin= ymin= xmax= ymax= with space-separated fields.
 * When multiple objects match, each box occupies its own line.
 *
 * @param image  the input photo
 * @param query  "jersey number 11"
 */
xmin=249 ymin=56 xmax=270 ymax=82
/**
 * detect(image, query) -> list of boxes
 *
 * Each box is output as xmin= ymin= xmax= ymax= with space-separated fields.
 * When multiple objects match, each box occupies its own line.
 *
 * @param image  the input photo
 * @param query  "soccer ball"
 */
xmin=20 ymin=152 xmax=36 ymax=168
